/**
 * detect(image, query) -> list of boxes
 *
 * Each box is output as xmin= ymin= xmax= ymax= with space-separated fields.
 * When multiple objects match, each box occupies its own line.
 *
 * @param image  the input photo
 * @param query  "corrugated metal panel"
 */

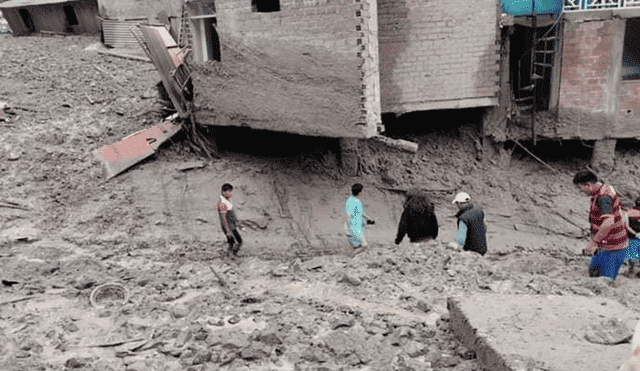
xmin=101 ymin=18 xmax=142 ymax=49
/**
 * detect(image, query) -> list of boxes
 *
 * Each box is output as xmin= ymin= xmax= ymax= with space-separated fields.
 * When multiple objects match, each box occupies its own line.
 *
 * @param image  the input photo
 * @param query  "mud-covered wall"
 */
xmin=97 ymin=0 xmax=178 ymax=19
xmin=192 ymin=0 xmax=381 ymax=138
xmin=377 ymin=0 xmax=500 ymax=114
xmin=2 ymin=0 xmax=100 ymax=35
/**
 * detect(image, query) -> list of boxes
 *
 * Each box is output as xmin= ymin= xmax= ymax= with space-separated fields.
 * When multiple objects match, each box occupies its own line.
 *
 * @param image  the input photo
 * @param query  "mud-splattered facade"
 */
xmin=0 ymin=0 xmax=100 ymax=36
xmin=189 ymin=0 xmax=381 ymax=138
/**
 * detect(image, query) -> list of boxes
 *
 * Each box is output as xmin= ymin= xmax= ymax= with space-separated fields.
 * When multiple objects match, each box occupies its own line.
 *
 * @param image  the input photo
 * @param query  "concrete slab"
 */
xmin=448 ymin=294 xmax=639 ymax=371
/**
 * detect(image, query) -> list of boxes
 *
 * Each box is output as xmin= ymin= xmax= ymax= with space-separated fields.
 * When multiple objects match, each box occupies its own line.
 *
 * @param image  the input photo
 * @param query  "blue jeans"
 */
xmin=590 ymin=247 xmax=628 ymax=280
xmin=625 ymin=238 xmax=640 ymax=264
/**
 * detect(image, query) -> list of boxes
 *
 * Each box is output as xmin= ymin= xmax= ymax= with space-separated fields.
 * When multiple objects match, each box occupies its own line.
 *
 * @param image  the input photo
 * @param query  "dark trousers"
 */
xmin=227 ymin=229 xmax=243 ymax=252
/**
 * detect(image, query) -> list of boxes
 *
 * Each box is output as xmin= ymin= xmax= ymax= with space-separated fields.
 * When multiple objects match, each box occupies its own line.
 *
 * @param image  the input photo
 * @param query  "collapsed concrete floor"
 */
xmin=449 ymin=294 xmax=637 ymax=371
xmin=3 ymin=34 xmax=640 ymax=371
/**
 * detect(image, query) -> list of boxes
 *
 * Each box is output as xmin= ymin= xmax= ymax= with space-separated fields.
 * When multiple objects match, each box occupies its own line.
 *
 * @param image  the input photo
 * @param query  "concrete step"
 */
xmin=448 ymin=294 xmax=639 ymax=371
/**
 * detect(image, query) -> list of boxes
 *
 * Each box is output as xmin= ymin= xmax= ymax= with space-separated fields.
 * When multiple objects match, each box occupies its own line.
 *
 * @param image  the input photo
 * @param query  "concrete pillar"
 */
xmin=339 ymin=138 xmax=360 ymax=176
xmin=591 ymin=139 xmax=616 ymax=174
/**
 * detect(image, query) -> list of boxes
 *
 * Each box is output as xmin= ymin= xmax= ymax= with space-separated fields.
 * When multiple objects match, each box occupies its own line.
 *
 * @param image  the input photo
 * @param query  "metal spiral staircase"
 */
xmin=513 ymin=4 xmax=563 ymax=145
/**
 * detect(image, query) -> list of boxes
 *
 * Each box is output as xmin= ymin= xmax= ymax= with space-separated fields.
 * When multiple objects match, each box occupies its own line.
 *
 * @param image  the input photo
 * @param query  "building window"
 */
xmin=18 ymin=9 xmax=34 ymax=32
xmin=622 ymin=18 xmax=640 ymax=81
xmin=63 ymin=5 xmax=79 ymax=26
xmin=252 ymin=0 xmax=280 ymax=13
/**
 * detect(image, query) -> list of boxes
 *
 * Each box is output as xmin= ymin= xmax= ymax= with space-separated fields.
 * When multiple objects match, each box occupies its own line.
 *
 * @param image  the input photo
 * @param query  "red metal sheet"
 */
xmin=94 ymin=119 xmax=182 ymax=180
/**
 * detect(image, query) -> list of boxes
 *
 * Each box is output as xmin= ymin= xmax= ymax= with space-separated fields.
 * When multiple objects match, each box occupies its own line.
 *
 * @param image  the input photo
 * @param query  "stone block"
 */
xmin=448 ymin=294 xmax=638 ymax=371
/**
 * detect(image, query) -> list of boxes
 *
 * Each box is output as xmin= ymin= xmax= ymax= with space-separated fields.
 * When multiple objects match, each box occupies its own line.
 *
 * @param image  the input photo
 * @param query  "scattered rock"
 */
xmin=159 ymin=343 xmax=183 ymax=357
xmin=255 ymin=332 xmax=283 ymax=346
xmin=227 ymin=315 xmax=241 ymax=324
xmin=584 ymin=318 xmax=633 ymax=345
xmin=301 ymin=345 xmax=329 ymax=363
xmin=365 ymin=320 xmax=388 ymax=335
xmin=489 ymin=280 xmax=514 ymax=294
xmin=175 ymin=330 xmax=192 ymax=348
xmin=192 ymin=350 xmax=212 ymax=365
xmin=416 ymin=300 xmax=432 ymax=313
xmin=221 ymin=331 xmax=250 ymax=349
xmin=271 ymin=265 xmax=289 ymax=277
xmin=240 ymin=342 xmax=270 ymax=360
xmin=65 ymin=357 xmax=91 ymax=368
xmin=330 ymin=316 xmax=355 ymax=330
xmin=217 ymin=350 xmax=237 ymax=365
xmin=126 ymin=361 xmax=148 ymax=371
xmin=63 ymin=322 xmax=80 ymax=333
xmin=340 ymin=273 xmax=361 ymax=286
xmin=71 ymin=276 xmax=96 ymax=290
xmin=302 ymin=257 xmax=324 ymax=270
xmin=404 ymin=340 xmax=427 ymax=358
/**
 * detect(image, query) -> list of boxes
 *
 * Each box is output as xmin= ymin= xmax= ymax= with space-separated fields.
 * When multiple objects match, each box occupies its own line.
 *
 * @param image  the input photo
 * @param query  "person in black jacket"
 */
xmin=395 ymin=188 xmax=438 ymax=245
xmin=450 ymin=192 xmax=487 ymax=256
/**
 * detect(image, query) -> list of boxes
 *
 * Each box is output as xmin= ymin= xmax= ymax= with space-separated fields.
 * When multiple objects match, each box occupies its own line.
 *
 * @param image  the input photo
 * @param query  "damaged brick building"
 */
xmin=127 ymin=0 xmax=640 ymax=173
xmin=175 ymin=0 xmax=501 ymax=174
xmin=493 ymin=0 xmax=640 ymax=172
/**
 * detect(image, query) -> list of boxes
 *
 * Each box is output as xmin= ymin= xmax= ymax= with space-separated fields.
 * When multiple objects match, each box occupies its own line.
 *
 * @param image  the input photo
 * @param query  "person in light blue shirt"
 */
xmin=344 ymin=183 xmax=375 ymax=254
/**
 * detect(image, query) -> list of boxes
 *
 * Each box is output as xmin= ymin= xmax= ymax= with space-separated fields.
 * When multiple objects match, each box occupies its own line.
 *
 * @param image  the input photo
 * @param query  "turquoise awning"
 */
xmin=501 ymin=0 xmax=562 ymax=15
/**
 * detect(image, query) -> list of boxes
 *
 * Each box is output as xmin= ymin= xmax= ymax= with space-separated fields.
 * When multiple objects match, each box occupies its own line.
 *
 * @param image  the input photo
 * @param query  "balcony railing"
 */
xmin=564 ymin=0 xmax=640 ymax=11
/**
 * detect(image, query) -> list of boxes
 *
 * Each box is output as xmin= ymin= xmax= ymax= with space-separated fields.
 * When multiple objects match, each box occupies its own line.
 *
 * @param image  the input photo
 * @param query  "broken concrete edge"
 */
xmin=447 ymin=296 xmax=557 ymax=371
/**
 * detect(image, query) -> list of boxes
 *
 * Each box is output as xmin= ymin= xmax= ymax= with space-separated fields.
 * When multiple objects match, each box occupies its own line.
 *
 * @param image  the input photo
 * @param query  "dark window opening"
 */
xmin=208 ymin=20 xmax=221 ymax=61
xmin=63 ymin=5 xmax=79 ymax=26
xmin=19 ymin=9 xmax=34 ymax=33
xmin=510 ymin=24 xmax=555 ymax=111
xmin=252 ymin=0 xmax=280 ymax=13
xmin=622 ymin=18 xmax=640 ymax=81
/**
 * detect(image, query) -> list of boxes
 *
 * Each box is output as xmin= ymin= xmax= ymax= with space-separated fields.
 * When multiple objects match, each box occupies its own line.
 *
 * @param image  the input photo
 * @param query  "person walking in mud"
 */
xmin=214 ymin=183 xmax=243 ymax=256
xmin=344 ymin=183 xmax=375 ymax=256
xmin=395 ymin=188 xmax=439 ymax=245
xmin=449 ymin=192 xmax=487 ymax=256
xmin=574 ymin=170 xmax=628 ymax=283
xmin=623 ymin=197 xmax=640 ymax=277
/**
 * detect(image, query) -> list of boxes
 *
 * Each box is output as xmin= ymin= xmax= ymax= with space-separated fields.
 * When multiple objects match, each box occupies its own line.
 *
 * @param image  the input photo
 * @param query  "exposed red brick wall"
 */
xmin=558 ymin=20 xmax=613 ymax=113
xmin=377 ymin=0 xmax=500 ymax=113
xmin=617 ymin=81 xmax=640 ymax=120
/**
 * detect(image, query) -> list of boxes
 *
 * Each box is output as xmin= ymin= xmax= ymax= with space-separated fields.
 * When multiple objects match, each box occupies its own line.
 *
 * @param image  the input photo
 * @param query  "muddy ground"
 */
xmin=2 ymin=34 xmax=640 ymax=371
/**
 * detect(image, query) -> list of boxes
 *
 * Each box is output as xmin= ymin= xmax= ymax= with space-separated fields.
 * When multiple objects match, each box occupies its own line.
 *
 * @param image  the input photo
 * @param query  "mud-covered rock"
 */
xmin=240 ymin=341 xmax=270 ymax=360
xmin=191 ymin=350 xmax=212 ymax=365
xmin=404 ymin=340 xmax=427 ymax=358
xmin=175 ymin=329 xmax=192 ymax=348
xmin=300 ymin=345 xmax=330 ymax=363
xmin=340 ymin=273 xmax=361 ymax=286
xmin=584 ymin=318 xmax=633 ymax=345
xmin=64 ymin=357 xmax=92 ymax=368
